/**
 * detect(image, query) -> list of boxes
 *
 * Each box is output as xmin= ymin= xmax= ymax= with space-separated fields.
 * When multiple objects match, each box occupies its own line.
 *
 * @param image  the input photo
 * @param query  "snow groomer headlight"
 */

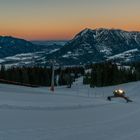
xmin=113 ymin=89 xmax=125 ymax=95
xmin=118 ymin=89 xmax=124 ymax=94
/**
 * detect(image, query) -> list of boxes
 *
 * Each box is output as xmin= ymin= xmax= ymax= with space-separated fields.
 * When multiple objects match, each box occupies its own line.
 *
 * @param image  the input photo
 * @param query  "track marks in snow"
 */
xmin=0 ymin=101 xmax=111 ymax=111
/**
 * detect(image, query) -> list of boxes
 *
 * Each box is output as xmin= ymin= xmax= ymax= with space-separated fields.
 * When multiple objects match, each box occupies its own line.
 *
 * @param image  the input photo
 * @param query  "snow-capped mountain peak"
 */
xmin=44 ymin=28 xmax=140 ymax=65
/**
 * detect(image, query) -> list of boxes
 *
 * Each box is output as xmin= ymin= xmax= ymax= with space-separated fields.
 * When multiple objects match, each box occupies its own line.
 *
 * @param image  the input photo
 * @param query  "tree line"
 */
xmin=83 ymin=62 xmax=140 ymax=87
xmin=0 ymin=65 xmax=84 ymax=87
xmin=1 ymin=62 xmax=140 ymax=88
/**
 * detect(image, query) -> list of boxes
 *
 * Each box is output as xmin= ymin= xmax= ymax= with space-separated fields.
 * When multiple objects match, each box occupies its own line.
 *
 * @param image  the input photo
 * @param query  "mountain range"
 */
xmin=0 ymin=36 xmax=63 ymax=66
xmin=1 ymin=28 xmax=140 ymax=67
xmin=44 ymin=28 xmax=140 ymax=65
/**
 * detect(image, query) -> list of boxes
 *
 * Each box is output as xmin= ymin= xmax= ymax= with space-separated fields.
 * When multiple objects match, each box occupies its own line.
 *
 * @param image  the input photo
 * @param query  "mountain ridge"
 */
xmin=1 ymin=28 xmax=140 ymax=66
xmin=44 ymin=28 xmax=140 ymax=65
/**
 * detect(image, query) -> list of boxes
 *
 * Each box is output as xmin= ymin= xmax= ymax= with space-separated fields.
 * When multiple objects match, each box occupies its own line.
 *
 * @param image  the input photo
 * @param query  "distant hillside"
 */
xmin=0 ymin=36 xmax=42 ymax=58
xmin=0 ymin=36 xmax=63 ymax=67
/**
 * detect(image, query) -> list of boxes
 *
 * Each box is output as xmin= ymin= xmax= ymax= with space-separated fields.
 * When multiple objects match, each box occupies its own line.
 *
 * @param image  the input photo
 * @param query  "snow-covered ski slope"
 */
xmin=0 ymin=77 xmax=140 ymax=140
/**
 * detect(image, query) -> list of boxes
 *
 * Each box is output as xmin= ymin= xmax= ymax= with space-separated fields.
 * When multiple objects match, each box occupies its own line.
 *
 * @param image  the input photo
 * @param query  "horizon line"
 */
xmin=1 ymin=27 xmax=140 ymax=41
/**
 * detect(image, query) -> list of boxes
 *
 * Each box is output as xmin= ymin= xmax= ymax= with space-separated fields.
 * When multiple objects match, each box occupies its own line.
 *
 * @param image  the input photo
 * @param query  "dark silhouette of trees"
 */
xmin=0 ymin=65 xmax=84 ymax=87
xmin=84 ymin=62 xmax=140 ymax=87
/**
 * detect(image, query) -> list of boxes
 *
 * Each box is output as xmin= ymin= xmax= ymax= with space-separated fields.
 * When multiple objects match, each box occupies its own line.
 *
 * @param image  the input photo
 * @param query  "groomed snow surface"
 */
xmin=0 ymin=77 xmax=140 ymax=140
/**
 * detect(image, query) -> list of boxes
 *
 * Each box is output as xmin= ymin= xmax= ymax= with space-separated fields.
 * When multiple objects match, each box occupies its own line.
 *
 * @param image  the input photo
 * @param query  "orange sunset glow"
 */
xmin=0 ymin=0 xmax=140 ymax=40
